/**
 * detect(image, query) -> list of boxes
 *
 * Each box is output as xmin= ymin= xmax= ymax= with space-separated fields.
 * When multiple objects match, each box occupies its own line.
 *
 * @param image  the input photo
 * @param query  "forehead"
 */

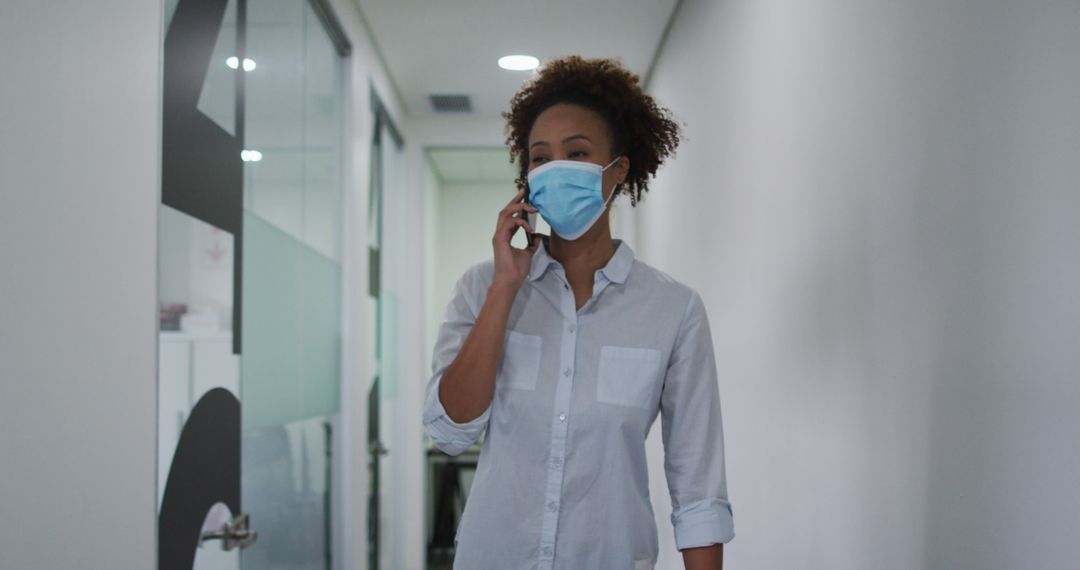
xmin=528 ymin=103 xmax=612 ymax=146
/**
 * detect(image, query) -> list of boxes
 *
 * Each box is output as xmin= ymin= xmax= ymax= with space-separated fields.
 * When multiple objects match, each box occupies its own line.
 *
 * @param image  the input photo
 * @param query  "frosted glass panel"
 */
xmin=240 ymin=417 xmax=332 ymax=569
xmin=241 ymin=212 xmax=341 ymax=428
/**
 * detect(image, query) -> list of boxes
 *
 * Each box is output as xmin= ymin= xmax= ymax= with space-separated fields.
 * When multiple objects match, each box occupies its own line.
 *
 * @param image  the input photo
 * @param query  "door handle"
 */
xmin=200 ymin=512 xmax=258 ymax=551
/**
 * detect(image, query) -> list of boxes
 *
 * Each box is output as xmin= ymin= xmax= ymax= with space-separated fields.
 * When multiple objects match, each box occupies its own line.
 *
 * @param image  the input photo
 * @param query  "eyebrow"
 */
xmin=529 ymin=134 xmax=593 ymax=149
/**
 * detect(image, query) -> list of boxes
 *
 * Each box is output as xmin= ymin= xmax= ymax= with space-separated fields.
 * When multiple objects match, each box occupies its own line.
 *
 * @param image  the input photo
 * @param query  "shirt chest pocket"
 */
xmin=497 ymin=330 xmax=542 ymax=391
xmin=596 ymin=345 xmax=664 ymax=410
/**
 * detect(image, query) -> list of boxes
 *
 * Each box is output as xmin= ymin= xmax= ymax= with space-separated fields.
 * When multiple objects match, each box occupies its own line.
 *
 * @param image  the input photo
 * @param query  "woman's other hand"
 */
xmin=492 ymin=188 xmax=542 ymax=289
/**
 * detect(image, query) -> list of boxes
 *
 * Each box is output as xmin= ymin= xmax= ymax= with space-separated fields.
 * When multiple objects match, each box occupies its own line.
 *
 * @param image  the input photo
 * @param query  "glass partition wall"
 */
xmin=157 ymin=0 xmax=347 ymax=568
xmin=241 ymin=1 xmax=344 ymax=567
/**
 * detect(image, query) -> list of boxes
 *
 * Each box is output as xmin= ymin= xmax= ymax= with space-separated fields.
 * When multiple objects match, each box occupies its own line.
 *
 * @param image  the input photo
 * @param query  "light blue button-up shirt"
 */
xmin=423 ymin=239 xmax=734 ymax=569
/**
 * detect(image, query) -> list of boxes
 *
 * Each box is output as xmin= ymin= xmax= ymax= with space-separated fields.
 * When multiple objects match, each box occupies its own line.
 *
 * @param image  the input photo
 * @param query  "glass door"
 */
xmin=158 ymin=0 xmax=247 ymax=568
xmin=241 ymin=0 xmax=347 ymax=568
xmin=366 ymin=96 xmax=405 ymax=570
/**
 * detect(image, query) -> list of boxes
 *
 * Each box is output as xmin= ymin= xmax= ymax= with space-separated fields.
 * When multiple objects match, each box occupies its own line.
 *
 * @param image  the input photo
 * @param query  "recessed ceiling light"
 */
xmin=241 ymin=149 xmax=262 ymax=162
xmin=226 ymin=56 xmax=256 ymax=71
xmin=498 ymin=55 xmax=539 ymax=71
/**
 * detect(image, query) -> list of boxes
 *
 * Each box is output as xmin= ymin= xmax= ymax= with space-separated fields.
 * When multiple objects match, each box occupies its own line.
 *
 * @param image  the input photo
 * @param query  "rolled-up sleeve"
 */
xmin=660 ymin=290 xmax=735 ymax=550
xmin=423 ymin=265 xmax=492 ymax=456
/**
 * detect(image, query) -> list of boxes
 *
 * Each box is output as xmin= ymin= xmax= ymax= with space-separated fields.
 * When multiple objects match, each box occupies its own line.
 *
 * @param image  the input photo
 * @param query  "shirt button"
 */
xmin=563 ymin=367 xmax=572 ymax=377
xmin=558 ymin=412 xmax=566 ymax=422
xmin=552 ymin=457 xmax=563 ymax=468
xmin=542 ymin=545 xmax=553 ymax=556
xmin=563 ymin=283 xmax=569 ymax=290
xmin=568 ymin=325 xmax=576 ymax=333
xmin=547 ymin=501 xmax=558 ymax=512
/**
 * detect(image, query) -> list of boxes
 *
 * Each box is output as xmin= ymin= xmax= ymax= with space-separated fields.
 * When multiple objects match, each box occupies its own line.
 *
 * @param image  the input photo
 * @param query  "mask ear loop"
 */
xmin=600 ymin=155 xmax=623 ymax=209
xmin=600 ymin=156 xmax=622 ymax=172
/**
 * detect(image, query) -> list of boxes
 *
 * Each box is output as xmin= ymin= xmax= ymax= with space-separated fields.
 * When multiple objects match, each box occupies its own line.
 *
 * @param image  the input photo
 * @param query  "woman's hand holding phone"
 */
xmin=439 ymin=188 xmax=539 ymax=425
xmin=492 ymin=188 xmax=542 ymax=290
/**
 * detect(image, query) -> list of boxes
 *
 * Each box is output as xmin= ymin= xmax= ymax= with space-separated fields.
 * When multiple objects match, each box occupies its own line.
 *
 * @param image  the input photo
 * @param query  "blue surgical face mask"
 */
xmin=526 ymin=156 xmax=621 ymax=241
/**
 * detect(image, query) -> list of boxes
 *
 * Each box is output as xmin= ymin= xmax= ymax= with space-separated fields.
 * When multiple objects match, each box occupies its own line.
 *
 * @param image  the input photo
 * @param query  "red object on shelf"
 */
xmin=159 ymin=303 xmax=188 ymax=331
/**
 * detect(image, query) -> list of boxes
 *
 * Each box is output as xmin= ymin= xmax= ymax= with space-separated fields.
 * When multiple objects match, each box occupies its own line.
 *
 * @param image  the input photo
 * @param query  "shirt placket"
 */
xmin=537 ymin=271 xmax=579 ymax=569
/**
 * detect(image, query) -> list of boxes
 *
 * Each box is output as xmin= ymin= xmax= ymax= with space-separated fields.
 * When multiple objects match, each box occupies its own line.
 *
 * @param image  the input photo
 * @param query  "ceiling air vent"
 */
xmin=430 ymin=94 xmax=472 ymax=113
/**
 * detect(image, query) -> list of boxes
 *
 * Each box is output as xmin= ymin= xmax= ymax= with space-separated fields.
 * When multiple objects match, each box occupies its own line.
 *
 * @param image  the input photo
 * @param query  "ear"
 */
xmin=613 ymin=155 xmax=630 ymax=185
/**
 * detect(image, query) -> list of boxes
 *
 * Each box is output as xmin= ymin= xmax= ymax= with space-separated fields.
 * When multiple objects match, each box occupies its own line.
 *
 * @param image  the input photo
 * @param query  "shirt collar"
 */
xmin=527 ymin=237 xmax=635 ymax=284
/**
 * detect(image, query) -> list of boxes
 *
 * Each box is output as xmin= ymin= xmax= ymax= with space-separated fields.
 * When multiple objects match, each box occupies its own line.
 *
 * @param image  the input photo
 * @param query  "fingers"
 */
xmin=498 ymin=201 xmax=538 ymax=225
xmin=502 ymin=216 xmax=535 ymax=237
xmin=493 ymin=217 xmax=537 ymax=250
xmin=494 ymin=190 xmax=539 ymax=255
xmin=496 ymin=196 xmax=538 ymax=239
xmin=518 ymin=217 xmax=536 ymax=235
xmin=526 ymin=233 xmax=543 ymax=252
xmin=504 ymin=187 xmax=526 ymax=209
xmin=500 ymin=189 xmax=535 ymax=214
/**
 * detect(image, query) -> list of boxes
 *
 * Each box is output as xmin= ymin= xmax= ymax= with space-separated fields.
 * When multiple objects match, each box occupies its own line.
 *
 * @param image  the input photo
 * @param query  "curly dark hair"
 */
xmin=502 ymin=55 xmax=681 ymax=206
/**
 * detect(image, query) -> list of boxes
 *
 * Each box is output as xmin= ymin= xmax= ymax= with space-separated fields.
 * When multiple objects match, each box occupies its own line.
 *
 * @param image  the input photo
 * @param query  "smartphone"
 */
xmin=522 ymin=184 xmax=537 ymax=246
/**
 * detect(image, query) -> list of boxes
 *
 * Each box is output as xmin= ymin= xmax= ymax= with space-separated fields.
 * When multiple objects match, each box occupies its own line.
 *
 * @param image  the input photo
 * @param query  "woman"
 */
xmin=423 ymin=56 xmax=734 ymax=570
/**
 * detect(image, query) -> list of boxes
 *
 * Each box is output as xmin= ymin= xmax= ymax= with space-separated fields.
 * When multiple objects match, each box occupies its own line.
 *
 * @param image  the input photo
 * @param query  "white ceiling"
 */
xmin=353 ymin=0 xmax=680 ymax=118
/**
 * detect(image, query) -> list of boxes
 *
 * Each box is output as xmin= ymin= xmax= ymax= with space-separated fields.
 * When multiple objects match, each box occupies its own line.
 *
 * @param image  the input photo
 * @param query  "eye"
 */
xmin=569 ymin=150 xmax=587 ymax=159
xmin=531 ymin=155 xmax=548 ymax=164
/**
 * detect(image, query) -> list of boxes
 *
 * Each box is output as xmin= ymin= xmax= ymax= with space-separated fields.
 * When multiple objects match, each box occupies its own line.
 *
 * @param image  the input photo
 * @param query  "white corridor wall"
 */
xmin=639 ymin=0 xmax=1080 ymax=568
xmin=0 ymin=0 xmax=161 ymax=567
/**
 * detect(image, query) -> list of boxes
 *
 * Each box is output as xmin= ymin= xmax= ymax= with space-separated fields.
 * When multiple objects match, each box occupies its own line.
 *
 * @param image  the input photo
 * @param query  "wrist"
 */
xmin=487 ymin=279 xmax=521 ymax=297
